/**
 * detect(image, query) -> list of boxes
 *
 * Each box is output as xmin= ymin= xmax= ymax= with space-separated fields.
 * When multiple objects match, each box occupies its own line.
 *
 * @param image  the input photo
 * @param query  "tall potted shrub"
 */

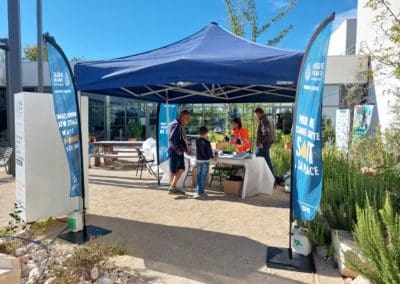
xmin=126 ymin=121 xmax=143 ymax=141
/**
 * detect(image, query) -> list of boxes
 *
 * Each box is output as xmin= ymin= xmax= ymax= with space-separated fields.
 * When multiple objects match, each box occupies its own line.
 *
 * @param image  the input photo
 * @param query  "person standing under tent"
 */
xmin=168 ymin=110 xmax=190 ymax=195
xmin=254 ymin=107 xmax=276 ymax=178
xmin=194 ymin=126 xmax=216 ymax=199
xmin=229 ymin=118 xmax=251 ymax=153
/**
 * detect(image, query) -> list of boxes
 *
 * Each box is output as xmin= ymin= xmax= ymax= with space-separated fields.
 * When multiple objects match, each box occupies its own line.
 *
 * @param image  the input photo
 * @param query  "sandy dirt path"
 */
xmin=0 ymin=166 xmax=343 ymax=284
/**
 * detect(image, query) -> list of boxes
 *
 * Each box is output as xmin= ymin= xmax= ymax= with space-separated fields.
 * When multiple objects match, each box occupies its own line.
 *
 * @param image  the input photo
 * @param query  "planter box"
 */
xmin=331 ymin=230 xmax=358 ymax=278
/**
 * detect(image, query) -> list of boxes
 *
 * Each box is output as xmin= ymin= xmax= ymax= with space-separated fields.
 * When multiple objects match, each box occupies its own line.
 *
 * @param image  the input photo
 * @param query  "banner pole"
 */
xmin=76 ymin=91 xmax=87 ymax=236
xmin=288 ymin=144 xmax=295 ymax=259
xmin=156 ymin=103 xmax=161 ymax=185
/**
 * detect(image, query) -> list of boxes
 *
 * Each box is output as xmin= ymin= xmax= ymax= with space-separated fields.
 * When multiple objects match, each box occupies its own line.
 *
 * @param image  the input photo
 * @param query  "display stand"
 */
xmin=266 ymin=148 xmax=316 ymax=273
xmin=266 ymin=13 xmax=336 ymax=274
xmin=44 ymin=35 xmax=111 ymax=244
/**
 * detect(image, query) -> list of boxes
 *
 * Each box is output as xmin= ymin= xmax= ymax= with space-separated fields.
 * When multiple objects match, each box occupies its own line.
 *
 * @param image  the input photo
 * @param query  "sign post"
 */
xmin=352 ymin=105 xmax=374 ymax=141
xmin=267 ymin=13 xmax=335 ymax=272
xmin=335 ymin=109 xmax=350 ymax=151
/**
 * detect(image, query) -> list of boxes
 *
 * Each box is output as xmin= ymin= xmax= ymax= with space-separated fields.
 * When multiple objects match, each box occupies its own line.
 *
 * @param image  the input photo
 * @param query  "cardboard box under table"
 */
xmin=223 ymin=176 xmax=243 ymax=197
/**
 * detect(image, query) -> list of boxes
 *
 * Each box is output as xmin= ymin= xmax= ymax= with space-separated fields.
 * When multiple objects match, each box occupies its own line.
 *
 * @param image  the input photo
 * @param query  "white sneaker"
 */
xmin=193 ymin=193 xmax=202 ymax=199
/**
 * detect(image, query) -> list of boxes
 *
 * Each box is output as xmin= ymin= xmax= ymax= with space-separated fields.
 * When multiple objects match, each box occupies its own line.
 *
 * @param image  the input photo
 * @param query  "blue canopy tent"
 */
xmin=74 ymin=22 xmax=303 ymax=103
xmin=74 ymin=22 xmax=304 ymax=178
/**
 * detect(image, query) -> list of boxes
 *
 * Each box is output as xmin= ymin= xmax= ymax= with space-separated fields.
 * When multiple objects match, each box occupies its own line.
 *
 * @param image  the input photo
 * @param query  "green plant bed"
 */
xmin=271 ymin=145 xmax=291 ymax=177
xmin=298 ymin=213 xmax=329 ymax=248
xmin=321 ymin=145 xmax=400 ymax=231
xmin=345 ymin=195 xmax=400 ymax=284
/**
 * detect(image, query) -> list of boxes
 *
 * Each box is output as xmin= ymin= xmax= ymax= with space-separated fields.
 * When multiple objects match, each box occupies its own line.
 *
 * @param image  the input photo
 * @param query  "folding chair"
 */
xmin=183 ymin=158 xmax=195 ymax=187
xmin=136 ymin=148 xmax=157 ymax=179
xmin=209 ymin=163 xmax=235 ymax=187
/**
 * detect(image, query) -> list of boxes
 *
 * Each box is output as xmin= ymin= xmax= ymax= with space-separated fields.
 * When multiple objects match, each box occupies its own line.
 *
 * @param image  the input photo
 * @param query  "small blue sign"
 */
xmin=292 ymin=15 xmax=334 ymax=220
xmin=46 ymin=38 xmax=82 ymax=197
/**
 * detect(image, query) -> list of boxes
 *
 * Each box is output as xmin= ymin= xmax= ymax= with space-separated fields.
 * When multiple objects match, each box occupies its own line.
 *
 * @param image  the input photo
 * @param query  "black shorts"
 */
xmin=169 ymin=150 xmax=185 ymax=173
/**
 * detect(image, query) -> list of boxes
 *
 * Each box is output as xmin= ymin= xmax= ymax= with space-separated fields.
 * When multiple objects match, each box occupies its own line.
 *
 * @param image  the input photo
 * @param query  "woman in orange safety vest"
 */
xmin=229 ymin=118 xmax=251 ymax=153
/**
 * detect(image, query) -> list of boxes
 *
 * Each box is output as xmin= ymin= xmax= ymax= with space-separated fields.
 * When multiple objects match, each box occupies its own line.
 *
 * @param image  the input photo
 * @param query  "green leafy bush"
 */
xmin=126 ymin=121 xmax=143 ymax=139
xmin=321 ymin=147 xmax=391 ymax=231
xmin=345 ymin=196 xmax=400 ymax=284
xmin=299 ymin=214 xmax=329 ymax=247
xmin=271 ymin=145 xmax=291 ymax=177
xmin=208 ymin=131 xmax=227 ymax=143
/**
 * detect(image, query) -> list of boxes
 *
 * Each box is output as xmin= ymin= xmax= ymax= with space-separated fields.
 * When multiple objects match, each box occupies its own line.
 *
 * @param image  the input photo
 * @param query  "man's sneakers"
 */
xmin=193 ymin=193 xmax=202 ymax=199
xmin=168 ymin=188 xmax=186 ymax=195
xmin=193 ymin=192 xmax=207 ymax=199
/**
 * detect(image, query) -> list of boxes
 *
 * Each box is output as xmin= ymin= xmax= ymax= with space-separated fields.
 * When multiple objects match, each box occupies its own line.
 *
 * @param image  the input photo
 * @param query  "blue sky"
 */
xmin=0 ymin=0 xmax=357 ymax=60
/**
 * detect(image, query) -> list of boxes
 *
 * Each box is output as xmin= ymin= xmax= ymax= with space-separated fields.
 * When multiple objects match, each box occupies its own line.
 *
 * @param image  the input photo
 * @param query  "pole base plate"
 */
xmin=266 ymin=247 xmax=316 ymax=273
xmin=58 ymin=225 xmax=111 ymax=244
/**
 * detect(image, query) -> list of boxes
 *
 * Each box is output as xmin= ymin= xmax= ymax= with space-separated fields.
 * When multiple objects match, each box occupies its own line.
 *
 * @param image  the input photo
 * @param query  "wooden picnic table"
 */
xmin=91 ymin=140 xmax=144 ymax=166
xmin=92 ymin=140 xmax=144 ymax=147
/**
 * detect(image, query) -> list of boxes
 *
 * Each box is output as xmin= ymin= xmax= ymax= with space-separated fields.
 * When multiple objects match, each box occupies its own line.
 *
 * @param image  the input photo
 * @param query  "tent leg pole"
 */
xmin=156 ymin=103 xmax=161 ymax=186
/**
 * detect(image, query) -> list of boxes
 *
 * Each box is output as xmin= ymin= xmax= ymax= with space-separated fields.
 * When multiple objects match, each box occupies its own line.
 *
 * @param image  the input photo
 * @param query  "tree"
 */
xmin=23 ymin=44 xmax=48 ymax=62
xmin=224 ymin=0 xmax=296 ymax=46
xmin=362 ymin=0 xmax=400 ymax=79
xmin=362 ymin=0 xmax=400 ymax=161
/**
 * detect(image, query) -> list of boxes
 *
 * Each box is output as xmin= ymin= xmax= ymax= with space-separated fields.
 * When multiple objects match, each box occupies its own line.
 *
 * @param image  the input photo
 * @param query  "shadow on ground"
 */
xmin=87 ymin=214 xmax=302 ymax=284
xmin=89 ymin=172 xmax=290 ymax=209
xmin=89 ymin=178 xmax=163 ymax=191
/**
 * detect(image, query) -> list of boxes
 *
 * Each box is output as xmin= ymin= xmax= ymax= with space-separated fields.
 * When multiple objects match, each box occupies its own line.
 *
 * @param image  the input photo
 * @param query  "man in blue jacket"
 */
xmin=168 ymin=110 xmax=190 ymax=194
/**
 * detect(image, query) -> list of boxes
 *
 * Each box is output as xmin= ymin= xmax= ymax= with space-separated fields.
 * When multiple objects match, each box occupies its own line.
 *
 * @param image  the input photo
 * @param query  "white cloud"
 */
xmin=332 ymin=8 xmax=357 ymax=30
xmin=266 ymin=0 xmax=290 ymax=10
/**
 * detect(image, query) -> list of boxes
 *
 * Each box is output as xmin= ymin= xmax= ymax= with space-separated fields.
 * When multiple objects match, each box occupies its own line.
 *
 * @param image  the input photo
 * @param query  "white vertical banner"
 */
xmin=335 ymin=109 xmax=350 ymax=152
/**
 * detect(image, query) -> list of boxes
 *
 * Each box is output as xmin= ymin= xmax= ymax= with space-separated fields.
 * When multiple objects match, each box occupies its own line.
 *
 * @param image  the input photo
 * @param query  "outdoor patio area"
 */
xmin=0 ymin=167 xmax=343 ymax=283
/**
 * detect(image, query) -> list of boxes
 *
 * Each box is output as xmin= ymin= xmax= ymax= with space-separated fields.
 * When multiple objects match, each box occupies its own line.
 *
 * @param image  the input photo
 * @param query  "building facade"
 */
xmin=356 ymin=0 xmax=400 ymax=132
xmin=4 ymin=0 xmax=399 ymax=146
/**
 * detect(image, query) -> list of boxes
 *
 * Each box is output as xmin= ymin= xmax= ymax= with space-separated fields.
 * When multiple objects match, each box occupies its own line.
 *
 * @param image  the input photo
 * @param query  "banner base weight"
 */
xmin=59 ymin=225 xmax=111 ymax=244
xmin=266 ymin=247 xmax=316 ymax=273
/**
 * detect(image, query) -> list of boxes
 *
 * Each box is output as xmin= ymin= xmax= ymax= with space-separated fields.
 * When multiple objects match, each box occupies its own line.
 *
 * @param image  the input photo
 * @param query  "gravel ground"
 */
xmin=0 ymin=168 xmax=16 ymax=227
xmin=0 ymin=165 xmax=343 ymax=284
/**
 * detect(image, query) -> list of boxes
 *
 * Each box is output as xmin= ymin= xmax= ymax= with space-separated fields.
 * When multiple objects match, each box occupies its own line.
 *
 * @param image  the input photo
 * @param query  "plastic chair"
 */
xmin=0 ymin=147 xmax=13 ymax=179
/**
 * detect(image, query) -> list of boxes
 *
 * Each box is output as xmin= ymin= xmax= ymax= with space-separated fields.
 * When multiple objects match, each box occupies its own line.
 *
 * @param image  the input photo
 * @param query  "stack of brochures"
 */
xmin=233 ymin=152 xmax=249 ymax=160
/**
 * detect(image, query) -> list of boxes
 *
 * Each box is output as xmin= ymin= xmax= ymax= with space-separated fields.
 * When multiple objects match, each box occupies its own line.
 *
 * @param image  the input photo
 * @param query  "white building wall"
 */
xmin=328 ymin=19 xmax=356 ymax=56
xmin=357 ymin=0 xmax=400 ymax=132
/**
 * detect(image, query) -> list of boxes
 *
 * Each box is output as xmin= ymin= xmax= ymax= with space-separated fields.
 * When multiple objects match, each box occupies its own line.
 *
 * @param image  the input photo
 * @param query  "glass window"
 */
xmin=323 ymin=85 xmax=341 ymax=123
xmin=0 ymin=88 xmax=6 ymax=106
xmin=0 ymin=106 xmax=7 ymax=146
xmin=88 ymin=97 xmax=105 ymax=140
xmin=0 ymin=88 xmax=7 ymax=146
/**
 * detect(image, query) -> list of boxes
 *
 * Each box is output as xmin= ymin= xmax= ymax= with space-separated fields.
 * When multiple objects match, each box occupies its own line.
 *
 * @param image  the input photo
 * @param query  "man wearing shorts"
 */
xmin=168 ymin=110 xmax=190 ymax=194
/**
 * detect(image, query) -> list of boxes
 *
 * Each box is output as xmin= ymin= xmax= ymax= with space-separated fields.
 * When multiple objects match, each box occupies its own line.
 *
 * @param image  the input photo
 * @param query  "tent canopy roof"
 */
xmin=74 ymin=22 xmax=303 ymax=103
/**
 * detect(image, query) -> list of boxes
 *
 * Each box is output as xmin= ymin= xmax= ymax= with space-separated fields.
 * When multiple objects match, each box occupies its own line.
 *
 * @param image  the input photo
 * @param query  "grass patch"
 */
xmin=50 ymin=240 xmax=127 ymax=283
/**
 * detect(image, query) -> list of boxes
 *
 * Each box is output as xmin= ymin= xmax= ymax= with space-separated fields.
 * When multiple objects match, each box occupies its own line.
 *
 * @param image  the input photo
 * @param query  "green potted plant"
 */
xmin=126 ymin=121 xmax=143 ymax=141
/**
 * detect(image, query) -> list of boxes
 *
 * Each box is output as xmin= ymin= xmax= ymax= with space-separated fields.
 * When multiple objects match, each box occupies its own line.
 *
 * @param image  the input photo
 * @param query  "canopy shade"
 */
xmin=74 ymin=22 xmax=303 ymax=103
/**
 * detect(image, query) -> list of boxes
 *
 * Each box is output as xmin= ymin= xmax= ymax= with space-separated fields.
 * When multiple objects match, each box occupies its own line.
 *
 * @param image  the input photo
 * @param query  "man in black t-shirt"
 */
xmin=168 ymin=110 xmax=190 ymax=194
